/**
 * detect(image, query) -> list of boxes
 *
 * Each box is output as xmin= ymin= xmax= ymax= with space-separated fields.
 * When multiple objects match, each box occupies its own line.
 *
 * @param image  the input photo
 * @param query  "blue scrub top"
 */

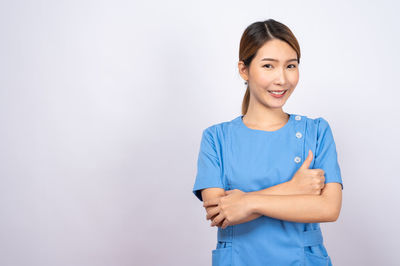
xmin=192 ymin=113 xmax=343 ymax=266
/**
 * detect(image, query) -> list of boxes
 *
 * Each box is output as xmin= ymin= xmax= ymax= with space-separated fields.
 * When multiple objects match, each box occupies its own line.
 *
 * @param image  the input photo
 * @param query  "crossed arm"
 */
xmin=201 ymin=181 xmax=342 ymax=228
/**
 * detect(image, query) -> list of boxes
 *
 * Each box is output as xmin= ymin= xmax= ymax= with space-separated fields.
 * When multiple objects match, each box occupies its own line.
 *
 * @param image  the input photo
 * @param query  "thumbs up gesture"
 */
xmin=289 ymin=150 xmax=325 ymax=195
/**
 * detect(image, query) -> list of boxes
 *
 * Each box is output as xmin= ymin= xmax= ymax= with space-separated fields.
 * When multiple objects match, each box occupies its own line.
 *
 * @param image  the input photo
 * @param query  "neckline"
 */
xmin=238 ymin=113 xmax=294 ymax=133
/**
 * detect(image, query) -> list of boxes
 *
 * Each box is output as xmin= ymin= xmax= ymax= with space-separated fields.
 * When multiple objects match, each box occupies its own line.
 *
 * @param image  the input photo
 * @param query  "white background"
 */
xmin=0 ymin=0 xmax=399 ymax=265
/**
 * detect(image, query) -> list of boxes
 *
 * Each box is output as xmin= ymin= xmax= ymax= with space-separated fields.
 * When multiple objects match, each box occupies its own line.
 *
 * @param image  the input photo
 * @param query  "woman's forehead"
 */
xmin=255 ymin=40 xmax=298 ymax=61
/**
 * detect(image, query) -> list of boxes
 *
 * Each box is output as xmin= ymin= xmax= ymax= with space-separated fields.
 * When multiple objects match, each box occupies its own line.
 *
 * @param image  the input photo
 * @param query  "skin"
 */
xmin=200 ymin=38 xmax=342 ymax=229
xmin=239 ymin=38 xmax=299 ymax=131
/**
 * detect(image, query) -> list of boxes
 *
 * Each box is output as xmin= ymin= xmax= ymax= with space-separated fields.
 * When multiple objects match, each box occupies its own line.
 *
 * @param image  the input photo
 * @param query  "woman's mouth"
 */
xmin=267 ymin=89 xmax=288 ymax=98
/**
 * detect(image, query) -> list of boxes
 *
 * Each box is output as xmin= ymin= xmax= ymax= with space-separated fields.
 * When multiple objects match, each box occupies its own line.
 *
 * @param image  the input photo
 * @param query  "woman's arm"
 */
xmin=247 ymin=180 xmax=299 ymax=196
xmin=201 ymin=188 xmax=227 ymax=227
xmin=205 ymin=182 xmax=342 ymax=228
xmin=225 ymin=181 xmax=303 ymax=224
xmin=202 ymin=181 xmax=299 ymax=227
xmin=209 ymin=150 xmax=328 ymax=226
xmin=246 ymin=182 xmax=342 ymax=223
xmin=203 ymin=180 xmax=307 ymax=227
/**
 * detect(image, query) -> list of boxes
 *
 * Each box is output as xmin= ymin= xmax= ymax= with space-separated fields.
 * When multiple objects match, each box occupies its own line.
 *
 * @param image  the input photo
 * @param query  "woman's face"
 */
xmin=240 ymin=39 xmax=299 ymax=109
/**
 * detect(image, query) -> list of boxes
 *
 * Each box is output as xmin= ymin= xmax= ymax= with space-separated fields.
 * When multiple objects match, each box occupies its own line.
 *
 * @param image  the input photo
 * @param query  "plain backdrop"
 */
xmin=0 ymin=0 xmax=399 ymax=265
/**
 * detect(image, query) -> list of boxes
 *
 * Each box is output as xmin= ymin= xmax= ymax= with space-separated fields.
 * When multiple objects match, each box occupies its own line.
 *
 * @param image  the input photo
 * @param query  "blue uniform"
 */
xmin=192 ymin=113 xmax=343 ymax=266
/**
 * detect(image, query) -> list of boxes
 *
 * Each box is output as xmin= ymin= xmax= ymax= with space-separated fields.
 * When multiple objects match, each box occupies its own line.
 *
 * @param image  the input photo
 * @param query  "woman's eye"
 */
xmin=288 ymin=64 xmax=297 ymax=68
xmin=263 ymin=64 xmax=272 ymax=68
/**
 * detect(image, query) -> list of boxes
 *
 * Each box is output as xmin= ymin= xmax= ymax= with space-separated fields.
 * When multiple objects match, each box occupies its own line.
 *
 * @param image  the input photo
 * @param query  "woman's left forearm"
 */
xmin=226 ymin=181 xmax=302 ymax=224
xmin=246 ymin=193 xmax=335 ymax=223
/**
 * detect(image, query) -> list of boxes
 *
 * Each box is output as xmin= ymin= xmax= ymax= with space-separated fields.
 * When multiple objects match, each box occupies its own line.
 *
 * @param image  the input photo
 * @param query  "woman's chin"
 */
xmin=264 ymin=99 xmax=288 ymax=109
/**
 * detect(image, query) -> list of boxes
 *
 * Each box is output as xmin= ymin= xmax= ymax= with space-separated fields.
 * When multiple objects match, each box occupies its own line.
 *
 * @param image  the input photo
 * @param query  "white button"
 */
xmin=296 ymin=132 xmax=302 ymax=138
xmin=294 ymin=156 xmax=301 ymax=163
xmin=295 ymin=115 xmax=301 ymax=121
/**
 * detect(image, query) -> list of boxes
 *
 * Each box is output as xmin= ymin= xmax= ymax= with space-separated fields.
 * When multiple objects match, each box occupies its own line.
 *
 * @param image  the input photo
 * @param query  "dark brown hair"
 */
xmin=239 ymin=19 xmax=301 ymax=115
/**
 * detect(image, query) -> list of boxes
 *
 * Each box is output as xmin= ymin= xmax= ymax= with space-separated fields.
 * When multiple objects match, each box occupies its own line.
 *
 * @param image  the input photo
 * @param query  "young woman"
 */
xmin=192 ymin=19 xmax=343 ymax=266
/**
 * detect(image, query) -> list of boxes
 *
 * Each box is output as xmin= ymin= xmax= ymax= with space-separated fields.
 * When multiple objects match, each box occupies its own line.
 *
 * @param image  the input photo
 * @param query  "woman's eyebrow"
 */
xmin=261 ymin=58 xmax=298 ymax=62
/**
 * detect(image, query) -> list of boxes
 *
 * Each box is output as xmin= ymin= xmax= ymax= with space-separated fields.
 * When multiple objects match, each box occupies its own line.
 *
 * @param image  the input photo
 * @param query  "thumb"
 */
xmin=300 ymin=149 xmax=313 ymax=170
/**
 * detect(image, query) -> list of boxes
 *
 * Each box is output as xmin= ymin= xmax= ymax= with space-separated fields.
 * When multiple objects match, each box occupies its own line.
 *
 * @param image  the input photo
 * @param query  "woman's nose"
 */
xmin=274 ymin=69 xmax=287 ymax=85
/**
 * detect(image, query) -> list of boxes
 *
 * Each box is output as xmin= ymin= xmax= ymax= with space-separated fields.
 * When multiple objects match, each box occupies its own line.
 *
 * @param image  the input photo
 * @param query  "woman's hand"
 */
xmin=203 ymin=189 xmax=254 ymax=229
xmin=289 ymin=150 xmax=326 ymax=195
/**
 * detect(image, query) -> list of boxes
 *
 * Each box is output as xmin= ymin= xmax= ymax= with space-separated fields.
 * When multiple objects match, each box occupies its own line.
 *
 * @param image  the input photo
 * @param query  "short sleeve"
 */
xmin=192 ymin=127 xmax=224 ymax=201
xmin=314 ymin=118 xmax=343 ymax=190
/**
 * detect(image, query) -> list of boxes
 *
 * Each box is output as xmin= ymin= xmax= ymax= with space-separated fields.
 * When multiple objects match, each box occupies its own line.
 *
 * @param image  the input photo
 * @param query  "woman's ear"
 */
xmin=238 ymin=61 xmax=249 ymax=82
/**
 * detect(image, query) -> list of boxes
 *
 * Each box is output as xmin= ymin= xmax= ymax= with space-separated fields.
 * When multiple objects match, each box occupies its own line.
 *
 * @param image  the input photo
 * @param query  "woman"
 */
xmin=192 ymin=19 xmax=343 ymax=266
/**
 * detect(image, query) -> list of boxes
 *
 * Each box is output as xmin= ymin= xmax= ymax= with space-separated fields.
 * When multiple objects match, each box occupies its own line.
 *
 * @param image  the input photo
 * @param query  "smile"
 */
xmin=267 ymin=89 xmax=288 ymax=98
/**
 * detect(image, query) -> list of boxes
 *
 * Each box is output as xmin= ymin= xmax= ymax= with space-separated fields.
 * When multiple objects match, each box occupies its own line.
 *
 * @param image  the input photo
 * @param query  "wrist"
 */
xmin=245 ymin=193 xmax=259 ymax=214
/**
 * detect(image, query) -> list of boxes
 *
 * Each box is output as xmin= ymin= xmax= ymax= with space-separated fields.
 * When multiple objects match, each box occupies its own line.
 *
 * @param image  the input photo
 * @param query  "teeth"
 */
xmin=269 ymin=90 xmax=286 ymax=95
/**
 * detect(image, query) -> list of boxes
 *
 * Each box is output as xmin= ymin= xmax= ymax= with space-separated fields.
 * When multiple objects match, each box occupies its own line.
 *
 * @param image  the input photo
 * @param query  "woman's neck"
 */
xmin=243 ymin=108 xmax=289 ymax=131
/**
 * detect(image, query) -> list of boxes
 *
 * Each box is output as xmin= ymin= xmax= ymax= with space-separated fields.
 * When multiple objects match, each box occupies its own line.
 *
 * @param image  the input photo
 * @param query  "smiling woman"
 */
xmin=192 ymin=18 xmax=343 ymax=266
xmin=239 ymin=37 xmax=300 ymax=114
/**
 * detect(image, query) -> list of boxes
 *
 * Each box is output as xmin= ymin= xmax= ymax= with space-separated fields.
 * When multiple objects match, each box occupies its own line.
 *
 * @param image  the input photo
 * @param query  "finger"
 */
xmin=206 ymin=206 xmax=220 ymax=220
xmin=211 ymin=214 xmax=224 ymax=227
xmin=212 ymin=216 xmax=223 ymax=227
xmin=300 ymin=149 xmax=313 ymax=170
xmin=203 ymin=198 xmax=219 ymax=207
xmin=221 ymin=219 xmax=230 ymax=229
xmin=315 ymin=169 xmax=324 ymax=176
xmin=311 ymin=169 xmax=323 ymax=178
xmin=225 ymin=190 xmax=233 ymax=195
xmin=216 ymin=219 xmax=225 ymax=227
